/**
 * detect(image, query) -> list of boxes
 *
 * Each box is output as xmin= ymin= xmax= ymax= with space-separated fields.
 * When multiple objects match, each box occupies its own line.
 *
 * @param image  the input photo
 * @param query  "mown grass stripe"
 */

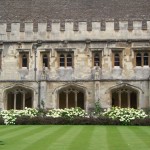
xmin=0 ymin=126 xmax=24 ymax=134
xmin=118 ymin=126 xmax=150 ymax=150
xmin=47 ymin=125 xmax=84 ymax=150
xmin=127 ymin=126 xmax=150 ymax=149
xmin=0 ymin=126 xmax=33 ymax=140
xmin=22 ymin=125 xmax=74 ymax=150
xmin=138 ymin=126 xmax=150 ymax=135
xmin=88 ymin=126 xmax=109 ymax=150
xmin=1 ymin=125 xmax=60 ymax=150
xmin=67 ymin=125 xmax=95 ymax=150
xmin=3 ymin=126 xmax=44 ymax=144
xmin=106 ymin=126 xmax=131 ymax=150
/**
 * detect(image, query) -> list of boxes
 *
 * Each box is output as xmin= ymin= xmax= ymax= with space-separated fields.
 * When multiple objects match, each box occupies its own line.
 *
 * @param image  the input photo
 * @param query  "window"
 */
xmin=93 ymin=52 xmax=102 ymax=67
xmin=58 ymin=53 xmax=73 ymax=67
xmin=112 ymin=51 xmax=122 ymax=68
xmin=135 ymin=52 xmax=149 ymax=67
xmin=41 ymin=53 xmax=49 ymax=68
xmin=114 ymin=53 xmax=120 ymax=66
xmin=19 ymin=52 xmax=29 ymax=68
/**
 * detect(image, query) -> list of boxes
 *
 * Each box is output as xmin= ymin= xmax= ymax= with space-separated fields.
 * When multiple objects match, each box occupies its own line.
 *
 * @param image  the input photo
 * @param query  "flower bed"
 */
xmin=103 ymin=107 xmax=148 ymax=124
xmin=0 ymin=107 xmax=149 ymax=125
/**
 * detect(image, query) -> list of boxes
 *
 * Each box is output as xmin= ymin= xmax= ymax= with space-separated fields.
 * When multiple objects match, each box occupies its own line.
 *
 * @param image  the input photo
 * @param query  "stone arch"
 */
xmin=55 ymin=83 xmax=87 ymax=110
xmin=107 ymin=83 xmax=143 ymax=109
xmin=3 ymin=84 xmax=35 ymax=110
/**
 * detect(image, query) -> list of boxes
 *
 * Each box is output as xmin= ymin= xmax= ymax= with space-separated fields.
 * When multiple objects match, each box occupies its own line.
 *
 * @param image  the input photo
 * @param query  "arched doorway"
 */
xmin=112 ymin=87 xmax=138 ymax=109
xmin=58 ymin=87 xmax=85 ymax=109
xmin=6 ymin=87 xmax=33 ymax=110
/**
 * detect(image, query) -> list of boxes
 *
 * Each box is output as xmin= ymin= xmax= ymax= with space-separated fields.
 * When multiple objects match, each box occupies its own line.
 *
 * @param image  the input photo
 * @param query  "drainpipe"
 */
xmin=32 ymin=40 xmax=42 ymax=109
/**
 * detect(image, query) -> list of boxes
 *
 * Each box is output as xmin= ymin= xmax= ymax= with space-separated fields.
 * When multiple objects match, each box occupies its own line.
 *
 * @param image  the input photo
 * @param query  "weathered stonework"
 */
xmin=0 ymin=0 xmax=150 ymax=111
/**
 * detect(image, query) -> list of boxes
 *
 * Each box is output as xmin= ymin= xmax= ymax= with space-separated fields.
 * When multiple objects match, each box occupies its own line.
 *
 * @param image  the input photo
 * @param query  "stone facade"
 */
xmin=0 ymin=20 xmax=150 ymax=111
xmin=1 ymin=0 xmax=150 ymax=111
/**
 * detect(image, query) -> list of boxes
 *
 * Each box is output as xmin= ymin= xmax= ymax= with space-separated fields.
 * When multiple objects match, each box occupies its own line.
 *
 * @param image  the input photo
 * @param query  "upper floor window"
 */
xmin=59 ymin=52 xmax=73 ymax=67
xmin=19 ymin=52 xmax=29 ymax=68
xmin=42 ymin=53 xmax=49 ymax=68
xmin=114 ymin=53 xmax=120 ymax=66
xmin=112 ymin=51 xmax=122 ymax=68
xmin=93 ymin=52 xmax=102 ymax=67
xmin=135 ymin=52 xmax=149 ymax=67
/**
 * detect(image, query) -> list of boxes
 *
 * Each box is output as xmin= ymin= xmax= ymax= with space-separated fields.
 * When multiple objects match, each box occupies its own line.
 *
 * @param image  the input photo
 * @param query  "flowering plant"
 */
xmin=103 ymin=107 xmax=148 ymax=124
xmin=46 ymin=107 xmax=87 ymax=119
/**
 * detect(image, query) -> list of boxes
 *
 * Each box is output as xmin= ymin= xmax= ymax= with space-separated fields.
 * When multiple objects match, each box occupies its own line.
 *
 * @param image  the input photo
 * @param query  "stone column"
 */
xmin=95 ymin=82 xmax=100 ymax=101
xmin=119 ymin=91 xmax=121 ymax=107
xmin=127 ymin=91 xmax=130 ymax=108
xmin=14 ymin=92 xmax=17 ymax=109
xmin=23 ymin=92 xmax=25 ymax=109
xmin=75 ymin=91 xmax=78 ymax=107
xmin=66 ymin=91 xmax=68 ymax=108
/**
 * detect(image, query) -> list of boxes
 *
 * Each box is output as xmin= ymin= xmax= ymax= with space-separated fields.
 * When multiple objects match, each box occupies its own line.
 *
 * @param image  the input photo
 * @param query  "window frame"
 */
xmin=92 ymin=52 xmax=102 ymax=67
xmin=19 ymin=52 xmax=29 ymax=69
xmin=41 ymin=52 xmax=50 ymax=69
xmin=134 ymin=50 xmax=150 ymax=67
xmin=58 ymin=52 xmax=74 ymax=68
xmin=112 ymin=49 xmax=123 ymax=68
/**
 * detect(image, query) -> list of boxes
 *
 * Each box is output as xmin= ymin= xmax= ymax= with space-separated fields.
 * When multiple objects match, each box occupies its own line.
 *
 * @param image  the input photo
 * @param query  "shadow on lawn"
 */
xmin=0 ymin=141 xmax=5 ymax=145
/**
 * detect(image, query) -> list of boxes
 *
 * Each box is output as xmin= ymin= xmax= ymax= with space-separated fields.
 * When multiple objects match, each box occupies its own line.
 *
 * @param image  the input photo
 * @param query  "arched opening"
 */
xmin=58 ymin=87 xmax=85 ymax=109
xmin=6 ymin=87 xmax=33 ymax=110
xmin=112 ymin=87 xmax=138 ymax=109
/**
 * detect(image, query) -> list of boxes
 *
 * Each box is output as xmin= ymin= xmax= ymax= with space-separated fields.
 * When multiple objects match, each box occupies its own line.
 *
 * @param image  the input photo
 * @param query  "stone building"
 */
xmin=0 ymin=0 xmax=150 ymax=111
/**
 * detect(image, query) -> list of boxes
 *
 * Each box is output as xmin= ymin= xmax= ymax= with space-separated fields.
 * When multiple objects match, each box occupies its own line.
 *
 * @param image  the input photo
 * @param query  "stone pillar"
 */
xmin=119 ymin=91 xmax=121 ymax=107
xmin=40 ymin=81 xmax=47 ymax=108
xmin=75 ymin=91 xmax=78 ymax=107
xmin=66 ymin=91 xmax=68 ymax=108
xmin=14 ymin=93 xmax=17 ymax=109
xmin=127 ymin=91 xmax=130 ymax=108
xmin=95 ymin=81 xmax=100 ymax=101
xmin=23 ymin=92 xmax=25 ymax=109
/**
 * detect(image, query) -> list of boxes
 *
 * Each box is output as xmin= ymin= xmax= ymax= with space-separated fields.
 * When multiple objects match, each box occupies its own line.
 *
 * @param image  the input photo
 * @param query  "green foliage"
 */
xmin=103 ymin=107 xmax=148 ymax=124
xmin=93 ymin=99 xmax=103 ymax=116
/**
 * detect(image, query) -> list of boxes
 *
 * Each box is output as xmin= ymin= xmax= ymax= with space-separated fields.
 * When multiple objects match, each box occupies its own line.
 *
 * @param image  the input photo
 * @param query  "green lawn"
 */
xmin=0 ymin=125 xmax=150 ymax=150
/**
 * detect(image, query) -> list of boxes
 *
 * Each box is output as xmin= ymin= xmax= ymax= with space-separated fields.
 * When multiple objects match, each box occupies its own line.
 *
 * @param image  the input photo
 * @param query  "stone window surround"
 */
xmin=55 ymin=48 xmax=75 ymax=68
xmin=90 ymin=48 xmax=103 ymax=68
xmin=133 ymin=48 xmax=150 ymax=67
xmin=111 ymin=48 xmax=123 ymax=68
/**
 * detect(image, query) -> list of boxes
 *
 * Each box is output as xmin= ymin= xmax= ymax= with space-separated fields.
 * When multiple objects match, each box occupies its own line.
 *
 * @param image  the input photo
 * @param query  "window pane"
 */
xmin=94 ymin=53 xmax=100 ymax=66
xmin=60 ymin=54 xmax=65 ymax=67
xmin=22 ymin=54 xmax=28 ymax=67
xmin=114 ymin=53 xmax=120 ymax=66
xmin=67 ymin=54 xmax=72 ymax=67
xmin=136 ymin=53 xmax=142 ymax=66
xmin=43 ymin=54 xmax=48 ymax=67
xmin=144 ymin=53 xmax=148 ymax=66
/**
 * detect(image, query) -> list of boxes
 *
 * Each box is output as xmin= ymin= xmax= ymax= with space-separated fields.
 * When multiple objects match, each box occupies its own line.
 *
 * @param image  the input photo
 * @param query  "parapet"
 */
xmin=0 ymin=20 xmax=150 ymax=41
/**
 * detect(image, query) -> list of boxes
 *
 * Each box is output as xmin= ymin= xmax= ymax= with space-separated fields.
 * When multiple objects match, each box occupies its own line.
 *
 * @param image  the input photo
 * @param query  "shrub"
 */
xmin=0 ymin=117 xmax=4 ymax=125
xmin=46 ymin=107 xmax=87 ymax=119
xmin=103 ymin=107 xmax=148 ymax=124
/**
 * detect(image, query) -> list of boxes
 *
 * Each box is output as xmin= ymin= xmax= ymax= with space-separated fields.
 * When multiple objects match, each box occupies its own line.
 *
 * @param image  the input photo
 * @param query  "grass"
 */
xmin=0 ymin=125 xmax=150 ymax=150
